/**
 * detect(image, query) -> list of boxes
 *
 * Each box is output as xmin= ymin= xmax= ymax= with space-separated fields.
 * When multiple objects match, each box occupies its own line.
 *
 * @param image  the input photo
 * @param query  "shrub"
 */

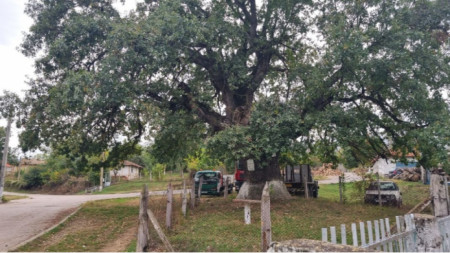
xmin=151 ymin=163 xmax=166 ymax=180
xmin=22 ymin=167 xmax=44 ymax=189
xmin=87 ymin=169 xmax=100 ymax=186
xmin=351 ymin=168 xmax=376 ymax=202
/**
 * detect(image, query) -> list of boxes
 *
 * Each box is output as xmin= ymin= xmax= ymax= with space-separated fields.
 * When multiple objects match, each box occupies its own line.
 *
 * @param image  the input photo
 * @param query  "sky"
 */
xmin=0 ymin=0 xmax=34 ymax=150
xmin=0 ymin=0 xmax=142 ymax=152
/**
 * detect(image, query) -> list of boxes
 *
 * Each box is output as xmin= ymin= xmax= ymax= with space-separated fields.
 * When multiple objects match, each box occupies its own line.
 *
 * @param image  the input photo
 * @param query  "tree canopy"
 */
xmin=19 ymin=0 xmax=450 ymax=179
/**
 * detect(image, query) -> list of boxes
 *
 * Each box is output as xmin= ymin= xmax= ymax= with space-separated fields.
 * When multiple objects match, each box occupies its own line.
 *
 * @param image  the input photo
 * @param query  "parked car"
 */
xmin=364 ymin=181 xmax=402 ymax=207
xmin=234 ymin=160 xmax=246 ymax=192
xmin=194 ymin=170 xmax=233 ymax=196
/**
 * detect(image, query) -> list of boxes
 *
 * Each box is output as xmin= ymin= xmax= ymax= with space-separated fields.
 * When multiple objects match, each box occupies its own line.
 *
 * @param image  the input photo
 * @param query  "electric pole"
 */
xmin=0 ymin=118 xmax=12 ymax=202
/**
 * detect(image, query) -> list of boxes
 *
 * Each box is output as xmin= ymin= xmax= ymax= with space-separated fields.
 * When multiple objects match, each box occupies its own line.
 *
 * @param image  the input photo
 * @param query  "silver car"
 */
xmin=364 ymin=181 xmax=402 ymax=207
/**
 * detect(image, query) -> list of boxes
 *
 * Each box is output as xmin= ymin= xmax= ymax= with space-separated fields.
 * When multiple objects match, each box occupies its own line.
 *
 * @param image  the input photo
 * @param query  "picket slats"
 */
xmin=321 ymin=214 xmax=416 ymax=252
xmin=351 ymin=223 xmax=358 ymax=246
xmin=341 ymin=224 xmax=347 ymax=245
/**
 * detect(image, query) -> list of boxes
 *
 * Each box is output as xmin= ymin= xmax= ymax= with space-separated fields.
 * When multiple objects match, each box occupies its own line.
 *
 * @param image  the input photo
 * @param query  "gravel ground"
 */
xmin=0 ymin=190 xmax=184 ymax=251
xmin=317 ymin=172 xmax=362 ymax=184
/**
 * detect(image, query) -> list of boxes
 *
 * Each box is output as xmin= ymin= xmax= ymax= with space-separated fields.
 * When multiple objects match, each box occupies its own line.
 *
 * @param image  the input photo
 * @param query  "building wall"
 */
xmin=110 ymin=165 xmax=140 ymax=180
xmin=371 ymin=159 xmax=396 ymax=176
xmin=371 ymin=157 xmax=417 ymax=176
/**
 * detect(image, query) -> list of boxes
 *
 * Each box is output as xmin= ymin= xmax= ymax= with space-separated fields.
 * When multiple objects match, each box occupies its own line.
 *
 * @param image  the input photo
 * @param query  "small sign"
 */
xmin=247 ymin=159 xmax=255 ymax=171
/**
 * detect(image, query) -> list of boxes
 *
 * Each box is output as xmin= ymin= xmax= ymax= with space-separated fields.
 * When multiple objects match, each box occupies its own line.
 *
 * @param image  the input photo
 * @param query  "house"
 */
xmin=5 ymin=163 xmax=15 ymax=175
xmin=110 ymin=160 xmax=144 ymax=180
xmin=18 ymin=159 xmax=46 ymax=171
xmin=370 ymin=152 xmax=417 ymax=176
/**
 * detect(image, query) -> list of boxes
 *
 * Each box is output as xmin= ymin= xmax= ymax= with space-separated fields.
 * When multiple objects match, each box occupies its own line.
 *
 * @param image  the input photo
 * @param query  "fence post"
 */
xmin=136 ymin=184 xmax=150 ymax=252
xmin=190 ymin=177 xmax=195 ymax=209
xmin=261 ymin=182 xmax=271 ymax=252
xmin=430 ymin=172 xmax=450 ymax=217
xmin=224 ymin=177 xmax=229 ymax=198
xmin=182 ymin=180 xmax=187 ymax=217
xmin=244 ymin=203 xmax=251 ymax=224
xmin=301 ymin=167 xmax=309 ymax=198
xmin=166 ymin=182 xmax=173 ymax=229
xmin=339 ymin=176 xmax=343 ymax=204
xmin=395 ymin=216 xmax=404 ymax=252
xmin=198 ymin=176 xmax=203 ymax=201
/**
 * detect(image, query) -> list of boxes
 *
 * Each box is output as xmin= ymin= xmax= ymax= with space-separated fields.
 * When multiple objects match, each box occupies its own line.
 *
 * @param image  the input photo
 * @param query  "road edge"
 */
xmin=8 ymin=206 xmax=82 ymax=252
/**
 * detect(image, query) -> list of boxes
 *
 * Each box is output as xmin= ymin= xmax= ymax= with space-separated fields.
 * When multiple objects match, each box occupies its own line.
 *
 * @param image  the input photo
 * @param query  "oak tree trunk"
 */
xmin=236 ymin=155 xmax=291 ymax=200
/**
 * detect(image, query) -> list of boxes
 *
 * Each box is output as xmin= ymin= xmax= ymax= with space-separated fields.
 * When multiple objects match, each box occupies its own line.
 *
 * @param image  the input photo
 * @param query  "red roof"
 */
xmin=123 ymin=160 xmax=144 ymax=169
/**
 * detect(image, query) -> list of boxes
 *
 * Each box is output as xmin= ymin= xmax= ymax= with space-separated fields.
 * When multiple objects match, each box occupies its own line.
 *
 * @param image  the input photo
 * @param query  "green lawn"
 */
xmin=15 ymin=180 xmax=431 ymax=252
xmin=96 ymin=174 xmax=186 ymax=194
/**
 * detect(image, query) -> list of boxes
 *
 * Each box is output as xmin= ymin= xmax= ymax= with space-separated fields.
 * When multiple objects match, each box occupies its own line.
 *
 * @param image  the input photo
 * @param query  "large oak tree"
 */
xmin=19 ymin=0 xmax=450 ymax=199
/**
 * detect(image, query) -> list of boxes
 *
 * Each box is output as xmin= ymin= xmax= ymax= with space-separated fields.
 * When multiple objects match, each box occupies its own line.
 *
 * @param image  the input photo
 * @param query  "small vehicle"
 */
xmin=282 ymin=164 xmax=319 ymax=198
xmin=364 ymin=181 xmax=402 ymax=207
xmin=194 ymin=170 xmax=233 ymax=196
xmin=234 ymin=160 xmax=246 ymax=192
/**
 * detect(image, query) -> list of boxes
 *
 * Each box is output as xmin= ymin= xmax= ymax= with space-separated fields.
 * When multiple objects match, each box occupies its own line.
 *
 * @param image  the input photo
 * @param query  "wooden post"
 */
xmin=244 ymin=204 xmax=251 ymax=224
xmin=339 ymin=176 xmax=343 ymax=204
xmin=430 ymin=172 xmax=450 ymax=217
xmin=190 ymin=177 xmax=195 ymax=209
xmin=147 ymin=209 xmax=174 ymax=252
xmin=261 ymin=182 xmax=271 ymax=252
xmin=377 ymin=173 xmax=382 ymax=206
xmin=99 ymin=166 xmax=104 ymax=192
xmin=224 ymin=177 xmax=229 ymax=198
xmin=166 ymin=182 xmax=173 ymax=229
xmin=0 ymin=118 xmax=11 ymax=202
xmin=136 ymin=184 xmax=150 ymax=252
xmin=301 ymin=167 xmax=309 ymax=198
xmin=182 ymin=180 xmax=187 ymax=217
xmin=198 ymin=176 xmax=203 ymax=200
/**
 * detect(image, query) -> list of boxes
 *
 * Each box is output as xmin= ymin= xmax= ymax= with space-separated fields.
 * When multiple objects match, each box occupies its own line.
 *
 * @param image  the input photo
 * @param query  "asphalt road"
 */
xmin=0 ymin=190 xmax=184 ymax=252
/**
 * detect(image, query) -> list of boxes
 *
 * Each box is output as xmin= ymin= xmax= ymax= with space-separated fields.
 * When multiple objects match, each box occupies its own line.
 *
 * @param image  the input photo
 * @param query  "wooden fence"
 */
xmin=321 ymin=214 xmax=416 ymax=252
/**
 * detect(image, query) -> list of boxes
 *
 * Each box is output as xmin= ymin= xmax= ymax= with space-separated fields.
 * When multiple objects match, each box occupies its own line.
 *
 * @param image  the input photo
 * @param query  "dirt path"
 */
xmin=0 ymin=190 xmax=183 ymax=252
xmin=317 ymin=172 xmax=362 ymax=184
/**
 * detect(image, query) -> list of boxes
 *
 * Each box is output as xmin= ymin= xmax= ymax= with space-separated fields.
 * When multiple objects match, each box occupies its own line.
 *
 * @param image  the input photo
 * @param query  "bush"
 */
xmin=22 ymin=167 xmax=44 ymax=189
xmin=87 ymin=169 xmax=100 ymax=186
xmin=151 ymin=163 xmax=166 ymax=181
xmin=351 ymin=168 xmax=376 ymax=202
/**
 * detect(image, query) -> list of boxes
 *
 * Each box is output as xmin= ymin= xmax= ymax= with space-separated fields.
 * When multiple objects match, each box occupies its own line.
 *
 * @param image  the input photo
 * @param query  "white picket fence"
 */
xmin=321 ymin=214 xmax=417 ymax=252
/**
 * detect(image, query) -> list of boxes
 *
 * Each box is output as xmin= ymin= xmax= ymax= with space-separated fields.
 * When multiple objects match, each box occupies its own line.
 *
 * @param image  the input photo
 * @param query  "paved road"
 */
xmin=0 ymin=190 xmax=184 ymax=251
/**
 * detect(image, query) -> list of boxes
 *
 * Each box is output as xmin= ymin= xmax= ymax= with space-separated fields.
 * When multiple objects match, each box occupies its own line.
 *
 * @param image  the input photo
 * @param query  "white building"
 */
xmin=110 ymin=160 xmax=144 ymax=180
xmin=370 ymin=153 xmax=417 ymax=176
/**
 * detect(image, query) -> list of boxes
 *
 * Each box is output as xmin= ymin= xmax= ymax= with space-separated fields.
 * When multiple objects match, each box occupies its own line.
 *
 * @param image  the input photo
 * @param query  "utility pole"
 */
xmin=0 ymin=118 xmax=12 ymax=202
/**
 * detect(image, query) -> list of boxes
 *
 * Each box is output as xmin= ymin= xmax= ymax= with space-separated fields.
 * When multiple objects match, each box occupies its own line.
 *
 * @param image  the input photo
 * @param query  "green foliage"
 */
xmin=87 ymin=169 xmax=100 ymax=186
xmin=22 ymin=167 xmax=45 ymax=189
xmin=0 ymin=127 xmax=20 ymax=166
xmin=18 ymin=0 xmax=450 ymax=180
xmin=351 ymin=171 xmax=377 ymax=202
xmin=185 ymin=148 xmax=223 ymax=171
xmin=151 ymin=163 xmax=166 ymax=181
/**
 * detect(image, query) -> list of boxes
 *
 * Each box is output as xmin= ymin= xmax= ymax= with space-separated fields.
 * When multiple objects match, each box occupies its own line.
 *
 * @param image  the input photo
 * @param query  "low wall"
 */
xmin=268 ymin=239 xmax=372 ymax=252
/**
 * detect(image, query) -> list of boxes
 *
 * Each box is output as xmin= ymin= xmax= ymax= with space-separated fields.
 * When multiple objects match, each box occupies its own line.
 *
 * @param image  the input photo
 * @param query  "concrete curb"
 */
xmin=8 ymin=206 xmax=82 ymax=252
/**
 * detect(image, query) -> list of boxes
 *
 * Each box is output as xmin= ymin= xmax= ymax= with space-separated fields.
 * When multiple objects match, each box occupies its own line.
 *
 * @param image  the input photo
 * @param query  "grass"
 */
xmin=93 ymin=174 xmax=186 ymax=194
xmin=15 ymin=198 xmax=140 ymax=252
xmin=2 ymin=195 xmax=28 ymax=202
xmin=15 ymin=180 xmax=431 ymax=252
